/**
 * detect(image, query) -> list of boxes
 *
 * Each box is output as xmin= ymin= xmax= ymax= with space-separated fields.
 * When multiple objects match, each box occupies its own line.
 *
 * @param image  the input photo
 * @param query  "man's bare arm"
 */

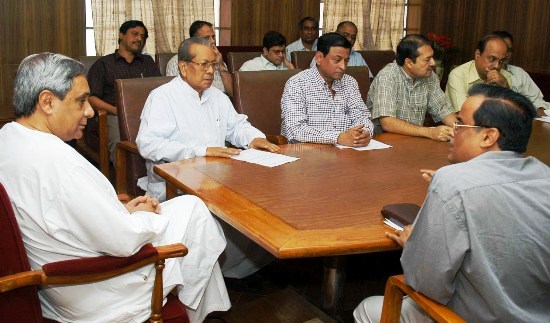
xmin=379 ymin=116 xmax=453 ymax=141
xmin=89 ymin=96 xmax=117 ymax=115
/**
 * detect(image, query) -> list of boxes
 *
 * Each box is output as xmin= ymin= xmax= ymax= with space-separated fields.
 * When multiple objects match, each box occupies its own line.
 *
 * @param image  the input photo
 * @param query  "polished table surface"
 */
xmin=154 ymin=120 xmax=550 ymax=259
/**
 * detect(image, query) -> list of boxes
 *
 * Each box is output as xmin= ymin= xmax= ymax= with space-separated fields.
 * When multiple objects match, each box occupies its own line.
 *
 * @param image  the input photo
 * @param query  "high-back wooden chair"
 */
xmin=79 ymin=55 xmax=101 ymax=76
xmin=155 ymin=53 xmax=177 ymax=76
xmin=227 ymin=51 xmax=263 ymax=73
xmin=0 ymin=182 xmax=189 ymax=323
xmin=381 ymin=275 xmax=465 ymax=323
xmin=232 ymin=70 xmax=301 ymax=144
xmin=76 ymin=56 xmax=109 ymax=177
xmin=357 ymin=50 xmax=395 ymax=77
xmin=115 ymin=76 xmax=175 ymax=198
xmin=345 ymin=66 xmax=371 ymax=101
xmin=291 ymin=51 xmax=316 ymax=70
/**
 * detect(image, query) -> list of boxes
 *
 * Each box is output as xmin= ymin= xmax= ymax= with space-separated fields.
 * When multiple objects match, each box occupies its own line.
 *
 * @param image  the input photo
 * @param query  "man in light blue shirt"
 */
xmin=308 ymin=21 xmax=373 ymax=79
xmin=286 ymin=17 xmax=318 ymax=61
xmin=354 ymin=84 xmax=550 ymax=323
xmin=240 ymin=31 xmax=295 ymax=71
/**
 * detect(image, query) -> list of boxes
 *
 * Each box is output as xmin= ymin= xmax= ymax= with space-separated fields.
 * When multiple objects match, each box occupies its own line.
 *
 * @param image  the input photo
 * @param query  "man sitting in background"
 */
xmin=240 ymin=31 xmax=295 ymax=71
xmin=137 ymin=37 xmax=279 ymax=280
xmin=0 ymin=52 xmax=230 ymax=323
xmin=309 ymin=21 xmax=373 ymax=78
xmin=354 ymin=84 xmax=550 ymax=322
xmin=367 ymin=34 xmax=457 ymax=141
xmin=166 ymin=20 xmax=233 ymax=96
xmin=493 ymin=30 xmax=549 ymax=117
xmin=446 ymin=34 xmax=511 ymax=111
xmin=87 ymin=20 xmax=160 ymax=166
xmin=285 ymin=16 xmax=319 ymax=62
xmin=281 ymin=32 xmax=374 ymax=147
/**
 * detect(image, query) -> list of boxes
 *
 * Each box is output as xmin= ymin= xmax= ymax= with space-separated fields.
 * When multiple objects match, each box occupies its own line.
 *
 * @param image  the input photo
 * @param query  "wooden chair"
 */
xmin=227 ymin=51 xmax=262 ymax=73
xmin=232 ymin=70 xmax=301 ymax=144
xmin=0 ymin=182 xmax=189 ymax=323
xmin=79 ymin=55 xmax=101 ymax=76
xmin=357 ymin=50 xmax=395 ymax=77
xmin=115 ymin=76 xmax=175 ymax=198
xmin=381 ymin=274 xmax=465 ymax=323
xmin=155 ymin=53 xmax=177 ymax=76
xmin=345 ymin=66 xmax=371 ymax=101
xmin=291 ymin=51 xmax=316 ymax=70
xmin=76 ymin=56 xmax=109 ymax=177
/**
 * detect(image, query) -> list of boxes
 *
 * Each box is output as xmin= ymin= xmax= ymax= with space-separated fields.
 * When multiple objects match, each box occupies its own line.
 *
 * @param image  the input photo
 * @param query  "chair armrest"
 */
xmin=0 ymin=243 xmax=187 ymax=291
xmin=96 ymin=108 xmax=109 ymax=176
xmin=381 ymin=275 xmax=465 ymax=323
xmin=266 ymin=134 xmax=288 ymax=145
xmin=116 ymin=141 xmax=140 ymax=195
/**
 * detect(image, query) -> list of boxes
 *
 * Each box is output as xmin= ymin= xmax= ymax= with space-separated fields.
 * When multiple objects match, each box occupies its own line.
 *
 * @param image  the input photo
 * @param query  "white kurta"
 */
xmin=136 ymin=77 xmax=274 ymax=279
xmin=136 ymin=76 xmax=265 ymax=201
xmin=0 ymin=122 xmax=230 ymax=323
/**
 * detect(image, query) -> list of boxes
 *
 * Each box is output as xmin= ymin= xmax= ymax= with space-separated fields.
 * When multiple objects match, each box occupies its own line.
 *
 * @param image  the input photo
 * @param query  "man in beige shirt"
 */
xmin=446 ymin=34 xmax=511 ymax=111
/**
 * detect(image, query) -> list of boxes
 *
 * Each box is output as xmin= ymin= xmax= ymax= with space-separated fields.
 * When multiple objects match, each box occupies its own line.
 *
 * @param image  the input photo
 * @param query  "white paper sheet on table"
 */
xmin=336 ymin=139 xmax=392 ymax=151
xmin=535 ymin=116 xmax=550 ymax=124
xmin=231 ymin=149 xmax=299 ymax=167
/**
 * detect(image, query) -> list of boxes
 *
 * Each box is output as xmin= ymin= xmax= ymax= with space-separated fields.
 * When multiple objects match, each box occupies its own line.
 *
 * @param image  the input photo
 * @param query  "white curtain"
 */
xmin=92 ymin=0 xmax=214 ymax=56
xmin=324 ymin=0 xmax=405 ymax=51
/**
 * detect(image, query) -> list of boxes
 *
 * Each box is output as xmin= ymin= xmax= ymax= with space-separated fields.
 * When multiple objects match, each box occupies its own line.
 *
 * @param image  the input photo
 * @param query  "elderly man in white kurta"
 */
xmin=136 ymin=37 xmax=279 ymax=280
xmin=0 ymin=52 xmax=230 ymax=323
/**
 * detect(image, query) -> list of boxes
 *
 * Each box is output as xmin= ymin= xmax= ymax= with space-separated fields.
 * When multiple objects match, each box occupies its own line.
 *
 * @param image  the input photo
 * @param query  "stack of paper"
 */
xmin=231 ymin=149 xmax=299 ymax=167
xmin=336 ymin=139 xmax=392 ymax=151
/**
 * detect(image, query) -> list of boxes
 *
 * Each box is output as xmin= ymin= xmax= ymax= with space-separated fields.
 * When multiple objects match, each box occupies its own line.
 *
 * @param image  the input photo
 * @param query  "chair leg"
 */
xmin=380 ymin=276 xmax=405 ymax=323
xmin=150 ymin=259 xmax=165 ymax=323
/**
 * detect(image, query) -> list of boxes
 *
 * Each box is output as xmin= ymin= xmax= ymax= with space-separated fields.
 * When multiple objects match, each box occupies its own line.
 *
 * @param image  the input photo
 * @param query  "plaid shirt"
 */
xmin=87 ymin=50 xmax=160 ymax=106
xmin=281 ymin=67 xmax=373 ymax=144
xmin=367 ymin=62 xmax=453 ymax=126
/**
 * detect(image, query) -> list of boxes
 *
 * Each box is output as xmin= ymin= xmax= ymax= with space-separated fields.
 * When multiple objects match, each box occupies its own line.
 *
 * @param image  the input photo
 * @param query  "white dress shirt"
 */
xmin=136 ymin=76 xmax=264 ymax=201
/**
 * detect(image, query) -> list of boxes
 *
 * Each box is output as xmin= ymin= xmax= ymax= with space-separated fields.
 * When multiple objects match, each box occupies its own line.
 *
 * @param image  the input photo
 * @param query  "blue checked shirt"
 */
xmin=281 ymin=67 xmax=374 ymax=144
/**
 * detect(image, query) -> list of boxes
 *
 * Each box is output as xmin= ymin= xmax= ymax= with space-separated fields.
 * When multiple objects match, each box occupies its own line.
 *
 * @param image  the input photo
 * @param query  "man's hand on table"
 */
xmin=249 ymin=138 xmax=280 ymax=153
xmin=337 ymin=124 xmax=371 ymax=147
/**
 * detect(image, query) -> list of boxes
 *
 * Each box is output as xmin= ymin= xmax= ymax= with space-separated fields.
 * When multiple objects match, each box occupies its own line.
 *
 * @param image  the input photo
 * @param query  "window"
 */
xmin=85 ymin=0 xmax=96 ymax=55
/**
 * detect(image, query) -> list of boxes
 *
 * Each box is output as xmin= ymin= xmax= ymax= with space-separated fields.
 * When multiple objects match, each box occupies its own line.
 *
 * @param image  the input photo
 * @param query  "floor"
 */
xmin=82 ymin=155 xmax=405 ymax=323
xmin=205 ymin=250 xmax=404 ymax=323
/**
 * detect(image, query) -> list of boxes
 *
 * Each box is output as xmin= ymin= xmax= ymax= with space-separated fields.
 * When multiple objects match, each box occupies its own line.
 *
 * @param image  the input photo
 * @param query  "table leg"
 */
xmin=166 ymin=182 xmax=177 ymax=200
xmin=321 ymin=256 xmax=346 ymax=316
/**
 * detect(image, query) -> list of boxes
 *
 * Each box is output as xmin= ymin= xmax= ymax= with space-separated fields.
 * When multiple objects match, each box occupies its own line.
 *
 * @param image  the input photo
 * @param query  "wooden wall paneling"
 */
xmin=231 ymin=0 xmax=320 ymax=46
xmin=0 ymin=0 xmax=85 ymax=127
xmin=419 ymin=0 xmax=549 ymax=73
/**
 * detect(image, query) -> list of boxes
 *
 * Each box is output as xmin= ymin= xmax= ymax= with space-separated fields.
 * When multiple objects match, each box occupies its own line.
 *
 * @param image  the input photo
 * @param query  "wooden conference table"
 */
xmin=154 ymin=121 xmax=549 ymax=314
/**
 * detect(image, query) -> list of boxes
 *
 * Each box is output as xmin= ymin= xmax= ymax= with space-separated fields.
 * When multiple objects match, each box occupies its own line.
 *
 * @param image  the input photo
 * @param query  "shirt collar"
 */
xmin=260 ymin=55 xmax=282 ymax=69
xmin=176 ymin=76 xmax=212 ymax=103
xmin=311 ymin=65 xmax=343 ymax=92
xmin=114 ymin=49 xmax=145 ymax=62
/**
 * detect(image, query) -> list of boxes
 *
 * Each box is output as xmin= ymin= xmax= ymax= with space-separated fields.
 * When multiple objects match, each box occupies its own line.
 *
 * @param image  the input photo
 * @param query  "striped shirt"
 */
xmin=281 ymin=67 xmax=373 ymax=144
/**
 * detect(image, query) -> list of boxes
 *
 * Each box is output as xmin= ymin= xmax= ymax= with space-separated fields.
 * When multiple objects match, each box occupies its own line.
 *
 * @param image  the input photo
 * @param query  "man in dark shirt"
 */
xmin=87 ymin=20 xmax=160 ymax=165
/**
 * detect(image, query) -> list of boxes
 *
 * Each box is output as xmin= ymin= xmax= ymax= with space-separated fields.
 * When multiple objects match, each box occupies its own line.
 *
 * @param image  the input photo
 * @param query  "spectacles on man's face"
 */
xmin=453 ymin=122 xmax=483 ymax=132
xmin=186 ymin=60 xmax=220 ymax=71
xmin=269 ymin=49 xmax=286 ymax=55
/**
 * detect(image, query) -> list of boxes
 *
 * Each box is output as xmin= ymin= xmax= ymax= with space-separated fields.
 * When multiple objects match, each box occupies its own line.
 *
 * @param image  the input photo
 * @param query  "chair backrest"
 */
xmin=227 ymin=51 xmax=263 ymax=73
xmin=232 ymin=70 xmax=301 ymax=135
xmin=155 ymin=53 xmax=177 ymax=76
xmin=0 ymin=183 xmax=43 ymax=322
xmin=357 ymin=50 xmax=395 ymax=76
xmin=79 ymin=56 xmax=102 ymax=76
xmin=291 ymin=51 xmax=316 ymax=70
xmin=115 ymin=76 xmax=175 ymax=196
xmin=345 ymin=66 xmax=371 ymax=101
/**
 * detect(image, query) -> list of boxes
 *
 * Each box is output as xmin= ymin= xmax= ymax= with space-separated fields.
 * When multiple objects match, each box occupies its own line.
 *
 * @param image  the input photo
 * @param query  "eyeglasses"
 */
xmin=453 ymin=122 xmax=483 ymax=132
xmin=269 ymin=49 xmax=286 ymax=55
xmin=186 ymin=60 xmax=220 ymax=71
xmin=340 ymin=32 xmax=357 ymax=41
